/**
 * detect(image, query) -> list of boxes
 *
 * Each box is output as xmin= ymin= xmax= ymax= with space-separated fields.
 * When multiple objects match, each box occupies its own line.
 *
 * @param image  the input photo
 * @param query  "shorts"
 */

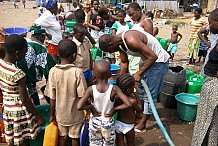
xmin=58 ymin=122 xmax=83 ymax=138
xmin=167 ymin=43 xmax=178 ymax=54
xmin=138 ymin=62 xmax=169 ymax=114
xmin=83 ymin=69 xmax=93 ymax=80
xmin=115 ymin=120 xmax=134 ymax=134
xmin=89 ymin=116 xmax=116 ymax=146
xmin=198 ymin=50 xmax=207 ymax=58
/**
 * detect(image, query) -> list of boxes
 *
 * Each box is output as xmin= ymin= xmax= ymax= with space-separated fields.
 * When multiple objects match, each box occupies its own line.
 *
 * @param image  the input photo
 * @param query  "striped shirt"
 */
xmin=190 ymin=17 xmax=207 ymax=39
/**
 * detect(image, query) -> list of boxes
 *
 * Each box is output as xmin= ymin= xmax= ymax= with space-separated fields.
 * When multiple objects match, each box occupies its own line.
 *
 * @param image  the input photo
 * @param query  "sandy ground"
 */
xmin=0 ymin=1 xmax=208 ymax=145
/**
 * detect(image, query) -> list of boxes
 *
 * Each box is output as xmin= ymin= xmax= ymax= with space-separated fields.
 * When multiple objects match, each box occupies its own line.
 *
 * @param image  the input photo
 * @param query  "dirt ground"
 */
xmin=0 ymin=1 xmax=208 ymax=145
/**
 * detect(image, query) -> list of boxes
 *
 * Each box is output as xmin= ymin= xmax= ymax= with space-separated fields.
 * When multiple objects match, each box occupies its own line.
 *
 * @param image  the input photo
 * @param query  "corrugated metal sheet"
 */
xmin=138 ymin=0 xmax=179 ymax=12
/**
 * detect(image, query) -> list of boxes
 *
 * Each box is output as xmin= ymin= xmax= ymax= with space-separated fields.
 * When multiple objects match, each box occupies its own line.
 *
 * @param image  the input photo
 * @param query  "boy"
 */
xmin=167 ymin=25 xmax=183 ymax=61
xmin=197 ymin=31 xmax=210 ymax=63
xmin=77 ymin=60 xmax=132 ymax=146
xmin=73 ymin=23 xmax=93 ymax=86
xmin=45 ymin=39 xmax=87 ymax=146
xmin=115 ymin=74 xmax=142 ymax=146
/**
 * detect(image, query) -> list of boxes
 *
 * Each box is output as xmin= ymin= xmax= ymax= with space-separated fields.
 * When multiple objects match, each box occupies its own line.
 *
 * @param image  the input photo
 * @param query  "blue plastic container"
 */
xmin=175 ymin=93 xmax=199 ymax=121
xmin=110 ymin=64 xmax=120 ymax=75
xmin=3 ymin=27 xmax=28 ymax=35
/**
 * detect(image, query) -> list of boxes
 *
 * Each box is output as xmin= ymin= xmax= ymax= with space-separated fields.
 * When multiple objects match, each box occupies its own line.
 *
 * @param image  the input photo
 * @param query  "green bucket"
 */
xmin=175 ymin=93 xmax=199 ymax=121
xmin=30 ymin=104 xmax=50 ymax=146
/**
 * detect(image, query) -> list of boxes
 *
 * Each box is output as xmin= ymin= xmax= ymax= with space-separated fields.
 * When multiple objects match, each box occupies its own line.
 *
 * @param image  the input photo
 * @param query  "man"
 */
xmin=17 ymin=25 xmax=55 ymax=105
xmin=99 ymin=29 xmax=170 ymax=132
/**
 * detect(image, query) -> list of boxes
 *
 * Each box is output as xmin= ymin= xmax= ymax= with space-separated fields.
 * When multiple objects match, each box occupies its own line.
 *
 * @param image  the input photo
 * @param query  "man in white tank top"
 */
xmin=99 ymin=29 xmax=170 ymax=132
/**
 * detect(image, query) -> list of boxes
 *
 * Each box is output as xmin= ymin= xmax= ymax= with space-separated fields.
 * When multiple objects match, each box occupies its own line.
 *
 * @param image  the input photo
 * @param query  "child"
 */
xmin=22 ymin=0 xmax=26 ymax=9
xmin=197 ymin=31 xmax=210 ymax=63
xmin=77 ymin=60 xmax=132 ymax=146
xmin=112 ymin=9 xmax=132 ymax=65
xmin=73 ymin=23 xmax=93 ymax=86
xmin=167 ymin=25 xmax=183 ymax=61
xmin=46 ymin=39 xmax=87 ymax=146
xmin=112 ymin=9 xmax=132 ymax=35
xmin=115 ymin=73 xmax=142 ymax=146
xmin=0 ymin=34 xmax=45 ymax=145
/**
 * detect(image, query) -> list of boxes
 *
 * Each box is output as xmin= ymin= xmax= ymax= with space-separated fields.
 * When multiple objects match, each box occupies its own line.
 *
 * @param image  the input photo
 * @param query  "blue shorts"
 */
xmin=167 ymin=43 xmax=178 ymax=54
xmin=83 ymin=69 xmax=93 ymax=80
xmin=138 ymin=62 xmax=169 ymax=114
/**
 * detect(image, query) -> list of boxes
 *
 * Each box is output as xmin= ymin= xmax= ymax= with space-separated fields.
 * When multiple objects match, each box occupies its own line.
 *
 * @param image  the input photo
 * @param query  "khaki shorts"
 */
xmin=58 ymin=122 xmax=83 ymax=138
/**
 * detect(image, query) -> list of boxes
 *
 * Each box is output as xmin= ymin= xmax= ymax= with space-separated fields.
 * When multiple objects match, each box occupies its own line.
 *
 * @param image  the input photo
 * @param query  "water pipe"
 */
xmin=141 ymin=79 xmax=175 ymax=146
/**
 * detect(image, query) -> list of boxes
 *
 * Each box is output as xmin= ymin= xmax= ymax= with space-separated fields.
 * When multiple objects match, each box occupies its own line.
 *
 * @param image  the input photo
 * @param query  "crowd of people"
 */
xmin=0 ymin=0 xmax=217 ymax=145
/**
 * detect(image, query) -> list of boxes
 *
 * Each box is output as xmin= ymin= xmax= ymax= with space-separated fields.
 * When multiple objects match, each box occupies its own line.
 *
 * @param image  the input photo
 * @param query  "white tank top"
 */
xmin=120 ymin=29 xmax=170 ymax=63
xmin=132 ymin=18 xmax=150 ymax=32
xmin=92 ymin=84 xmax=114 ymax=117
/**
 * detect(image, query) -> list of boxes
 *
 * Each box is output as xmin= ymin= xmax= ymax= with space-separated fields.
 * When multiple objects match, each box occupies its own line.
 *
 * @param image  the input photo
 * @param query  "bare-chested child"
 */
xmin=77 ymin=60 xmax=132 ymax=145
xmin=115 ymin=73 xmax=142 ymax=146
xmin=167 ymin=25 xmax=183 ymax=61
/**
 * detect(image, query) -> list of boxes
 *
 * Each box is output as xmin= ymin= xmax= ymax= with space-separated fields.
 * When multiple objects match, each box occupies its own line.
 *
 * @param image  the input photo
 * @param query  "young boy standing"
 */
xmin=73 ymin=23 xmax=93 ymax=86
xmin=45 ymin=39 xmax=87 ymax=146
xmin=167 ymin=25 xmax=183 ymax=61
xmin=77 ymin=60 xmax=132 ymax=146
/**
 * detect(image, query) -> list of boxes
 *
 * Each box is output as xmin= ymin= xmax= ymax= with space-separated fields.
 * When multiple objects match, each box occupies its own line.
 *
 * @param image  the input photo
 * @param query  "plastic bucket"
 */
xmin=175 ymin=93 xmax=199 ymax=121
xmin=3 ymin=27 xmax=28 ymax=35
xmin=110 ymin=64 xmax=120 ymax=75
xmin=30 ymin=104 xmax=50 ymax=146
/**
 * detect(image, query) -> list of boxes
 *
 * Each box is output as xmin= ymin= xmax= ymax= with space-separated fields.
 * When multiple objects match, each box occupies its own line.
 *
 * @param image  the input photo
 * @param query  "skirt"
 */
xmin=186 ymin=38 xmax=200 ymax=59
xmin=191 ymin=77 xmax=218 ymax=146
xmin=3 ymin=97 xmax=40 ymax=145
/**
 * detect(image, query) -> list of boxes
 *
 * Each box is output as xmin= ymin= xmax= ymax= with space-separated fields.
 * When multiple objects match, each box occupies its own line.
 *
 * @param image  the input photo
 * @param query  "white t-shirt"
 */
xmin=112 ymin=21 xmax=132 ymax=35
xmin=34 ymin=10 xmax=62 ymax=45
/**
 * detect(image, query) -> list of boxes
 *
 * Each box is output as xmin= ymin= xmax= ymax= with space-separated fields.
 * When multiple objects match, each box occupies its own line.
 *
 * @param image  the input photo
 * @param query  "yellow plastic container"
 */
xmin=43 ymin=122 xmax=58 ymax=146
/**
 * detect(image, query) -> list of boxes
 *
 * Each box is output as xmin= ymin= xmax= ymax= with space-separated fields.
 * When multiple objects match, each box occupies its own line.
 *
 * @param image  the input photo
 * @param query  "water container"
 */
xmin=175 ymin=93 xmax=199 ymax=121
xmin=91 ymin=45 xmax=102 ymax=60
xmin=159 ymin=66 xmax=186 ymax=108
xmin=185 ymin=74 xmax=204 ymax=94
xmin=3 ymin=27 xmax=28 ymax=35
xmin=65 ymin=19 xmax=76 ymax=34
xmin=160 ymin=39 xmax=170 ymax=50
xmin=43 ymin=122 xmax=58 ymax=146
xmin=156 ymin=37 xmax=162 ymax=42
xmin=30 ymin=104 xmax=50 ymax=146
xmin=186 ymin=70 xmax=194 ymax=80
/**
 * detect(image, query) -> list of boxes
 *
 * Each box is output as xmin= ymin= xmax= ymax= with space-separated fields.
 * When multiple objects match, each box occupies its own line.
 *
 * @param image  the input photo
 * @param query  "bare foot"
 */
xmin=134 ymin=123 xmax=145 ymax=132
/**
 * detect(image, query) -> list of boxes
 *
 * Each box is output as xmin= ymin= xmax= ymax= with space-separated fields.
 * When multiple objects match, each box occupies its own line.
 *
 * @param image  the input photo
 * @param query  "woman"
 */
xmin=191 ymin=8 xmax=218 ymax=146
xmin=86 ymin=0 xmax=103 ymax=47
xmin=17 ymin=25 xmax=55 ymax=106
xmin=186 ymin=8 xmax=207 ymax=65
xmin=127 ymin=2 xmax=153 ymax=35
xmin=34 ymin=0 xmax=61 ymax=61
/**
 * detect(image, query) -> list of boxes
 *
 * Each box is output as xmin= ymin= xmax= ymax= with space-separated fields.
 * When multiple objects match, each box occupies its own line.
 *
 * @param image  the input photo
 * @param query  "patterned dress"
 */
xmin=187 ymin=17 xmax=207 ymax=59
xmin=0 ymin=59 xmax=40 ymax=145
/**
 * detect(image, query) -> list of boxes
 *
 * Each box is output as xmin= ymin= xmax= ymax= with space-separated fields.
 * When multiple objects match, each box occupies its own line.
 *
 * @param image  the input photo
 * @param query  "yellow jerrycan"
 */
xmin=43 ymin=122 xmax=58 ymax=146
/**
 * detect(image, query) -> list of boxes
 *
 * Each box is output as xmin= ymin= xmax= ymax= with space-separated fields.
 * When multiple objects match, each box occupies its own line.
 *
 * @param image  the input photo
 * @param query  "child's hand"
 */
xmin=105 ymin=107 xmax=116 ymax=117
xmin=49 ymin=115 xmax=56 ymax=123
xmin=37 ymin=116 xmax=46 ymax=126
xmin=90 ymin=106 xmax=101 ymax=117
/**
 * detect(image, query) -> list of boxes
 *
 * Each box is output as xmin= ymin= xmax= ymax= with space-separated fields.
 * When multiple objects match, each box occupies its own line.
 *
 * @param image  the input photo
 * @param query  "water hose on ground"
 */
xmin=141 ymin=79 xmax=175 ymax=146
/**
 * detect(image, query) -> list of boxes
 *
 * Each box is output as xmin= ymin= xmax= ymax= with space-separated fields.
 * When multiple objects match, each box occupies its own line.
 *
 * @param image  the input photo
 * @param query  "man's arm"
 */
xmin=119 ymin=49 xmax=129 ymax=73
xmin=141 ymin=19 xmax=153 ymax=35
xmin=197 ymin=27 xmax=210 ymax=48
xmin=126 ymin=33 xmax=157 ymax=81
